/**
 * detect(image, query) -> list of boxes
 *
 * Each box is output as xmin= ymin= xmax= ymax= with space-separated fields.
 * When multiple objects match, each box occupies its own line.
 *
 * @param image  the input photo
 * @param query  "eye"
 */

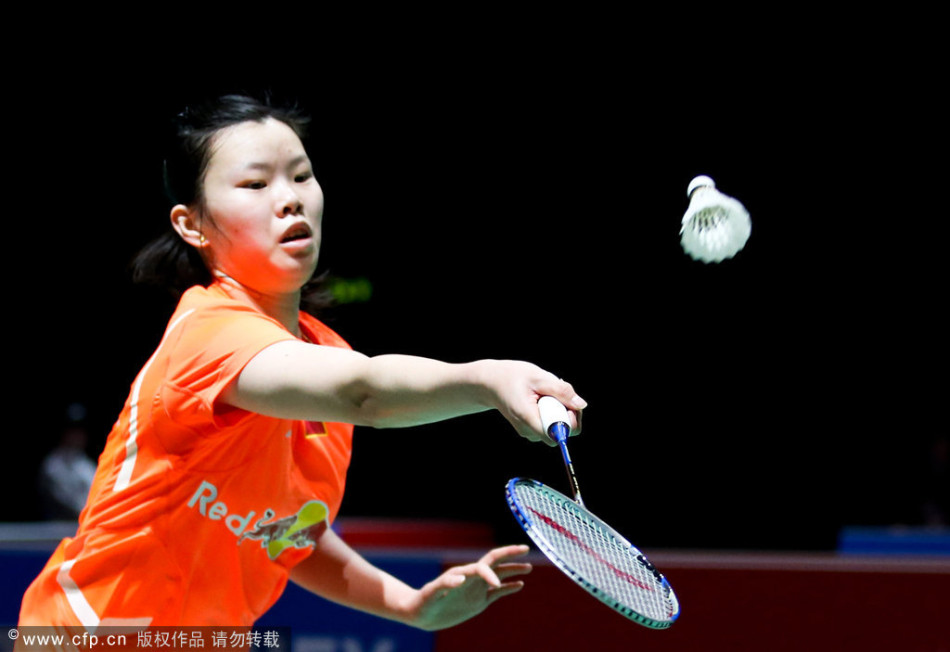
xmin=295 ymin=170 xmax=314 ymax=183
xmin=239 ymin=180 xmax=267 ymax=190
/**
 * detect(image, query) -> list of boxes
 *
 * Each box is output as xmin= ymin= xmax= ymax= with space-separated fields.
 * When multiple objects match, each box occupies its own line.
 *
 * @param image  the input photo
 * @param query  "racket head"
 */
xmin=506 ymin=477 xmax=680 ymax=629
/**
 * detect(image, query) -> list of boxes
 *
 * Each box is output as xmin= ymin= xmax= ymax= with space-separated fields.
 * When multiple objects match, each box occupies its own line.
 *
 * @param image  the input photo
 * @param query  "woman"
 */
xmin=19 ymin=94 xmax=584 ymax=631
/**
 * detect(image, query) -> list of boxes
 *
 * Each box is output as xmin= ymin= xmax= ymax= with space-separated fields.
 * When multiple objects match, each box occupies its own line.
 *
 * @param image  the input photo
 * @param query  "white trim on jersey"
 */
xmin=114 ymin=309 xmax=195 ymax=492
xmin=56 ymin=559 xmax=100 ymax=630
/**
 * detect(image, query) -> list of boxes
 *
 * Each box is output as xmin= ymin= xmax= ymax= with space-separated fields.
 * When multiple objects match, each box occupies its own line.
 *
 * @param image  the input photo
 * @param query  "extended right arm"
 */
xmin=220 ymin=341 xmax=584 ymax=443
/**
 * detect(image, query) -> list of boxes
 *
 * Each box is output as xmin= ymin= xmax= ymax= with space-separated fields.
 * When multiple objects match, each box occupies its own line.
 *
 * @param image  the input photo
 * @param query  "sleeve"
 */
xmin=159 ymin=298 xmax=297 ymax=431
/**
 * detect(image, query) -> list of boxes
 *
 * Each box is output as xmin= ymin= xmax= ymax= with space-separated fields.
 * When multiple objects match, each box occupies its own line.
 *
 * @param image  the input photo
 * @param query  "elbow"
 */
xmin=354 ymin=400 xmax=403 ymax=429
xmin=342 ymin=386 xmax=395 ymax=429
xmin=348 ymin=390 xmax=416 ymax=430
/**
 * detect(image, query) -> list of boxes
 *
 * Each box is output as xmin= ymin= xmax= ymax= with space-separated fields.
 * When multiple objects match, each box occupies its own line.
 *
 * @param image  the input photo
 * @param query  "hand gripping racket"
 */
xmin=505 ymin=397 xmax=680 ymax=629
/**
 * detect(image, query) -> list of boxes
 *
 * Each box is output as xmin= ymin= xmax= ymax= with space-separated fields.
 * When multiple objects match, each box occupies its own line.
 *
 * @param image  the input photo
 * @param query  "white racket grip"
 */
xmin=538 ymin=396 xmax=571 ymax=436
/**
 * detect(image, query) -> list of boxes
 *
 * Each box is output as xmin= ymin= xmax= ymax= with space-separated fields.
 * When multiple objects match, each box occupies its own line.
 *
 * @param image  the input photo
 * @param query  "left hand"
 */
xmin=407 ymin=544 xmax=532 ymax=631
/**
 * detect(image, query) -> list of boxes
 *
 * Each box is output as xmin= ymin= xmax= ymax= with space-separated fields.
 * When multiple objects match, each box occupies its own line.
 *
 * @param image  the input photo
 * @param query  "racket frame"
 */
xmin=506 ymin=477 xmax=680 ymax=629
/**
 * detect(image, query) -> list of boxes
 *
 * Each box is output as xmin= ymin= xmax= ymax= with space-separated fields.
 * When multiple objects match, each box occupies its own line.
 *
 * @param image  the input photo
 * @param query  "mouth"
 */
xmin=280 ymin=222 xmax=313 ymax=244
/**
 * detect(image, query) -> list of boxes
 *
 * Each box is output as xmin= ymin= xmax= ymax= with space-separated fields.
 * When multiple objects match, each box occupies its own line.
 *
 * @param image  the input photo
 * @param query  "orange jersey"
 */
xmin=19 ymin=282 xmax=354 ymax=627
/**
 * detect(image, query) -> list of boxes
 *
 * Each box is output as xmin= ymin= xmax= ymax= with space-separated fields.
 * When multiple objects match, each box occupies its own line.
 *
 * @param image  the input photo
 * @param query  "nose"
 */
xmin=277 ymin=182 xmax=303 ymax=217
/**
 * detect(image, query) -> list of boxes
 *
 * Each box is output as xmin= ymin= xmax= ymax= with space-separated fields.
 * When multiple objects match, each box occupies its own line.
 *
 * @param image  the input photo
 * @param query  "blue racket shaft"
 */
xmin=538 ymin=396 xmax=584 ymax=507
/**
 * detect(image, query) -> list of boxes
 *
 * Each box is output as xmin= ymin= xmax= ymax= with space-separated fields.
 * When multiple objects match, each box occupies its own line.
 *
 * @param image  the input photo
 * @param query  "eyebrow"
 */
xmin=242 ymin=154 xmax=311 ymax=172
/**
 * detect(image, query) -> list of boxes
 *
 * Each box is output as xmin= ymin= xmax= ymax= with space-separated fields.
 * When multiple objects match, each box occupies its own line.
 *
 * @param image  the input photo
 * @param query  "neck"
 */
xmin=212 ymin=272 xmax=302 ymax=336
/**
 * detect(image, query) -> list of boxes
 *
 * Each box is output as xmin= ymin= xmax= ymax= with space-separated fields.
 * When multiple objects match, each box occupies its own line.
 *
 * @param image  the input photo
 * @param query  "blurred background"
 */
xmin=2 ymin=17 xmax=947 ymax=650
xmin=4 ymin=19 xmax=945 ymax=555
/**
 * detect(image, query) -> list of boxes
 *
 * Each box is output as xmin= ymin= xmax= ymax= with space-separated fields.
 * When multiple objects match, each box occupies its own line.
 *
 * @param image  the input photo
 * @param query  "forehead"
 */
xmin=208 ymin=118 xmax=308 ymax=168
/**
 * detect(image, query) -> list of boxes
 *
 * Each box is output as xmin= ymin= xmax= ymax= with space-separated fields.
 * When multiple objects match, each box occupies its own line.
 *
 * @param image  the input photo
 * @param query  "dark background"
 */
xmin=5 ymin=27 xmax=944 ymax=552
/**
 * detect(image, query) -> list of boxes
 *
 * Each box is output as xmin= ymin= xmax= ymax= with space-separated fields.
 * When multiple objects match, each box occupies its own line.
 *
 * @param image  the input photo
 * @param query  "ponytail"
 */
xmin=130 ymin=231 xmax=212 ymax=297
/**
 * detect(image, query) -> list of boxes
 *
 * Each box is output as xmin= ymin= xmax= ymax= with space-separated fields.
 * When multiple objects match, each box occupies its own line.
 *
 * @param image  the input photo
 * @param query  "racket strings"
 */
xmin=515 ymin=484 xmax=674 ymax=623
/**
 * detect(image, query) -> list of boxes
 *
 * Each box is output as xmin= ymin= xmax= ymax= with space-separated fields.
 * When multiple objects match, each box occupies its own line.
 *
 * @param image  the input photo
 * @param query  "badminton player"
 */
xmin=17 ymin=94 xmax=584 ymax=632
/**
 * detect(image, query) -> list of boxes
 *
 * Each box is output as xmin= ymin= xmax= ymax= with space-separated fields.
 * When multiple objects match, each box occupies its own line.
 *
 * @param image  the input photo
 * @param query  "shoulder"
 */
xmin=177 ymin=284 xmax=266 ymax=316
xmin=159 ymin=285 xmax=296 ymax=363
xmin=171 ymin=285 xmax=287 ymax=331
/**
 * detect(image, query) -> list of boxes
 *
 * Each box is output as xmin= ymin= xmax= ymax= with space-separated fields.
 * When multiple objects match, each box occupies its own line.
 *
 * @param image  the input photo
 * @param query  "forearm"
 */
xmin=290 ymin=528 xmax=419 ymax=626
xmin=350 ymin=354 xmax=496 ymax=428
xmin=291 ymin=530 xmax=534 ymax=631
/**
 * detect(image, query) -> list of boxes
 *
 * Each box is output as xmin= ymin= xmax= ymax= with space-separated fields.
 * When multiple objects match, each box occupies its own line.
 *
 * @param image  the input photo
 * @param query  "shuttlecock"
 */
xmin=680 ymin=175 xmax=751 ymax=263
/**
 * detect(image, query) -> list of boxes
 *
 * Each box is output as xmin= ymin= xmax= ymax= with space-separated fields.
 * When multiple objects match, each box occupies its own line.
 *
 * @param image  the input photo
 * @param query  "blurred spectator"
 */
xmin=38 ymin=403 xmax=97 ymax=520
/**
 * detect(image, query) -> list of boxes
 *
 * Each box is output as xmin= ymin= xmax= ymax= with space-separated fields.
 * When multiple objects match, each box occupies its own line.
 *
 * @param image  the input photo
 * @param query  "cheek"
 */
xmin=306 ymin=184 xmax=325 ymax=215
xmin=204 ymin=215 xmax=270 ymax=266
xmin=208 ymin=200 xmax=265 ymax=239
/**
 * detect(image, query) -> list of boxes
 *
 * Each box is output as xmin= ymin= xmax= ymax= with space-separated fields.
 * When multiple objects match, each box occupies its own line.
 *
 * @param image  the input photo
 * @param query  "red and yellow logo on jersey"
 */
xmin=189 ymin=481 xmax=328 ymax=560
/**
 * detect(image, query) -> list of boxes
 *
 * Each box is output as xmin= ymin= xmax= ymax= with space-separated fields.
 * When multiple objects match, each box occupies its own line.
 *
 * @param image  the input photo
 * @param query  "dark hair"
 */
xmin=162 ymin=93 xmax=311 ymax=208
xmin=132 ymin=93 xmax=331 ymax=312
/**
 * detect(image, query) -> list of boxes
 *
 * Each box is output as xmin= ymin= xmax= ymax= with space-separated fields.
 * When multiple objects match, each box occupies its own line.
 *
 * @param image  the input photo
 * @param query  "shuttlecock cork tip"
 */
xmin=687 ymin=175 xmax=716 ymax=197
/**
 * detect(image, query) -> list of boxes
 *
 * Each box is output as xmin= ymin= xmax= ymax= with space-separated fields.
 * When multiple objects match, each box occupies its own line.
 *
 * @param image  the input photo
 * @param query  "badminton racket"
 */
xmin=538 ymin=396 xmax=585 ymax=507
xmin=506 ymin=398 xmax=680 ymax=629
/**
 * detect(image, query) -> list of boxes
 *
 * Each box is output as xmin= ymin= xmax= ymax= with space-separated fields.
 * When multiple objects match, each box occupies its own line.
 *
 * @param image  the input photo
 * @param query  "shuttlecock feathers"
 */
xmin=680 ymin=176 xmax=751 ymax=263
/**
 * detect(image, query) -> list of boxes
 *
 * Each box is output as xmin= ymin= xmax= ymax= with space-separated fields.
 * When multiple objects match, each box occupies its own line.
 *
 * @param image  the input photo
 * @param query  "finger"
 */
xmin=472 ymin=562 xmax=502 ymax=588
xmin=570 ymin=408 xmax=583 ymax=437
xmin=539 ymin=436 xmax=557 ymax=448
xmin=450 ymin=559 xmax=503 ymax=588
xmin=481 ymin=544 xmax=530 ymax=565
xmin=494 ymin=562 xmax=532 ymax=580
xmin=537 ymin=380 xmax=587 ymax=415
xmin=519 ymin=429 xmax=551 ymax=446
xmin=486 ymin=581 xmax=526 ymax=604
xmin=520 ymin=422 xmax=557 ymax=446
xmin=504 ymin=411 xmax=538 ymax=443
xmin=517 ymin=417 xmax=556 ymax=446
xmin=448 ymin=573 xmax=468 ymax=587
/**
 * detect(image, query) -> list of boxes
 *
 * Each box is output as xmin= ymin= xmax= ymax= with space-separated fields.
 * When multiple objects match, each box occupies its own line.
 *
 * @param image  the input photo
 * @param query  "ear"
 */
xmin=170 ymin=204 xmax=206 ymax=249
